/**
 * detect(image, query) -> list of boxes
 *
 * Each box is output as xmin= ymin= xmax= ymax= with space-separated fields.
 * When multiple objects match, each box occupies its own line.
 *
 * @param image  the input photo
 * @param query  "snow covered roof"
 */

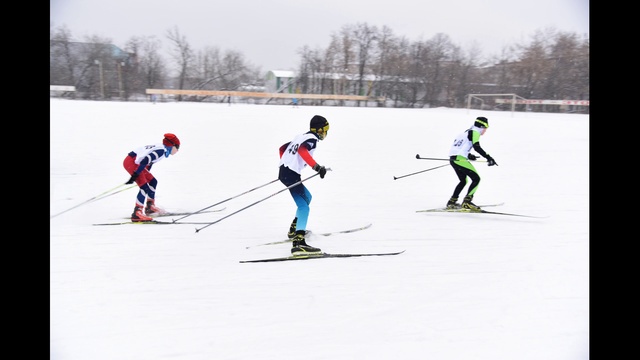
xmin=267 ymin=70 xmax=295 ymax=78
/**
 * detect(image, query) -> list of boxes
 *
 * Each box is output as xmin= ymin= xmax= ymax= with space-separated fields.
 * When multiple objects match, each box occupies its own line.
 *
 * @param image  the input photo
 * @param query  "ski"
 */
xmin=417 ymin=207 xmax=545 ymax=218
xmin=121 ymin=207 xmax=226 ymax=219
xmin=240 ymin=250 xmax=405 ymax=263
xmin=245 ymin=223 xmax=373 ymax=249
xmin=416 ymin=203 xmax=504 ymax=212
xmin=93 ymin=220 xmax=212 ymax=226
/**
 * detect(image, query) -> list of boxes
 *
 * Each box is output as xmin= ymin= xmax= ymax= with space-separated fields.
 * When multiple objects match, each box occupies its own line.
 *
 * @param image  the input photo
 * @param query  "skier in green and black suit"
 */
xmin=446 ymin=117 xmax=498 ymax=210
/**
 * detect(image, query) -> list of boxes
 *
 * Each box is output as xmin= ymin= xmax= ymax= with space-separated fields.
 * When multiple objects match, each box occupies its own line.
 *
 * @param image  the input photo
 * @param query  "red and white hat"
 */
xmin=163 ymin=133 xmax=180 ymax=148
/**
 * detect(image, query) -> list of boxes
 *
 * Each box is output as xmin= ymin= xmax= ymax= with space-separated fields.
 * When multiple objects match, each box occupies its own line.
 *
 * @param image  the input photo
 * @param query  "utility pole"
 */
xmin=94 ymin=60 xmax=105 ymax=99
xmin=117 ymin=61 xmax=125 ymax=99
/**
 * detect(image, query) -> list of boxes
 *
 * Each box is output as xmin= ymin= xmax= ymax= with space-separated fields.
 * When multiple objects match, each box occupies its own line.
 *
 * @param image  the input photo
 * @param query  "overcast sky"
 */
xmin=50 ymin=0 xmax=589 ymax=72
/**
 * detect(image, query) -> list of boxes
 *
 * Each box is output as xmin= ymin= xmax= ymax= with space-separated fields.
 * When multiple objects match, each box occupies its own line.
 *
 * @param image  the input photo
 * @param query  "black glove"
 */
xmin=313 ymin=164 xmax=327 ymax=179
xmin=468 ymin=153 xmax=478 ymax=161
xmin=126 ymin=172 xmax=139 ymax=184
xmin=486 ymin=156 xmax=498 ymax=166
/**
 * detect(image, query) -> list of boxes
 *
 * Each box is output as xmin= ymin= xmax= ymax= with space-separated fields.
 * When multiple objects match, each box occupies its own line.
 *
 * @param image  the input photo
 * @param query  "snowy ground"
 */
xmin=50 ymin=99 xmax=589 ymax=360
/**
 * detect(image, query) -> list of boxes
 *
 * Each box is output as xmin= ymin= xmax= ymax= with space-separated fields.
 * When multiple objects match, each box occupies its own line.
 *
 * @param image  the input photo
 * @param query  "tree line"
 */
xmin=50 ymin=23 xmax=589 ymax=111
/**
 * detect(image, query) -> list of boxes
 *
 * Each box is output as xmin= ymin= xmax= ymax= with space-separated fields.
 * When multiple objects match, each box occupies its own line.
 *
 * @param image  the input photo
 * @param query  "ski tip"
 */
xmin=415 ymin=154 xmax=420 ymax=159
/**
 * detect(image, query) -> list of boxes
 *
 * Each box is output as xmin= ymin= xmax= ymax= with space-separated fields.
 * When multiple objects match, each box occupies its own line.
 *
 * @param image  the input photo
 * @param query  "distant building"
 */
xmin=265 ymin=70 xmax=296 ymax=93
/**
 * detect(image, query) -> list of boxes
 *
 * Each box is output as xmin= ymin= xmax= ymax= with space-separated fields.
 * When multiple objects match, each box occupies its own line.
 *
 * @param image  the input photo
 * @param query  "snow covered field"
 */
xmin=50 ymin=98 xmax=589 ymax=360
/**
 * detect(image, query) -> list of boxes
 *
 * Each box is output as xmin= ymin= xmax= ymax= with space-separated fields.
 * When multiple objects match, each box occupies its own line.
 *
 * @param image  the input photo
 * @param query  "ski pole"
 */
xmin=50 ymin=183 xmax=136 ymax=219
xmin=415 ymin=154 xmax=450 ymax=161
xmin=172 ymin=178 xmax=280 ymax=222
xmin=415 ymin=154 xmax=486 ymax=162
xmin=194 ymin=172 xmax=323 ymax=233
xmin=393 ymin=164 xmax=449 ymax=180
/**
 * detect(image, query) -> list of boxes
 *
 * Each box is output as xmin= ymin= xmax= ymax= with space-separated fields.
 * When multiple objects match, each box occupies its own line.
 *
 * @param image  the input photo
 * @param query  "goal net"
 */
xmin=466 ymin=93 xmax=525 ymax=112
xmin=466 ymin=93 xmax=589 ymax=113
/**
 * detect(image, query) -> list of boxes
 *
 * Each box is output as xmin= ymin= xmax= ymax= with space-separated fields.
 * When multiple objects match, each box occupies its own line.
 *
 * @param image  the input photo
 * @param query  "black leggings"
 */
xmin=450 ymin=159 xmax=480 ymax=198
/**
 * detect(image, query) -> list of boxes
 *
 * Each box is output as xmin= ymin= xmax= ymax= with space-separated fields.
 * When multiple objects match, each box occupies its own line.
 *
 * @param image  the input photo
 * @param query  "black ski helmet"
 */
xmin=310 ymin=115 xmax=329 ymax=131
xmin=310 ymin=115 xmax=329 ymax=140
xmin=474 ymin=116 xmax=489 ymax=128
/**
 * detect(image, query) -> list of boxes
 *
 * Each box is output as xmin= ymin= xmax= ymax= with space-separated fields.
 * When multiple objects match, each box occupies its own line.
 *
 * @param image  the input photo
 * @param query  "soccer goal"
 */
xmin=466 ymin=93 xmax=525 ymax=112
xmin=467 ymin=93 xmax=589 ymax=114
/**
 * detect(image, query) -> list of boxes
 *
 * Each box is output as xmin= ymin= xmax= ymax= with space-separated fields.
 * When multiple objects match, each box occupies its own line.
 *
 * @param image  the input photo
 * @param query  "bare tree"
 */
xmin=382 ymin=35 xmax=413 ymax=107
xmin=329 ymin=25 xmax=357 ymax=104
xmin=351 ymin=23 xmax=378 ymax=105
xmin=513 ymin=29 xmax=553 ymax=100
xmin=166 ymin=26 xmax=194 ymax=101
xmin=50 ymin=25 xmax=76 ymax=88
xmin=296 ymin=45 xmax=314 ymax=94
xmin=50 ymin=21 xmax=588 ymax=111
xmin=403 ymin=40 xmax=428 ymax=107
xmin=545 ymin=31 xmax=587 ymax=100
xmin=124 ymin=36 xmax=166 ymax=99
xmin=441 ymin=44 xmax=463 ymax=107
xmin=188 ymin=47 xmax=261 ymax=101
xmin=451 ymin=42 xmax=484 ymax=107
xmin=296 ymin=45 xmax=333 ymax=105
xmin=370 ymin=26 xmax=398 ymax=104
xmin=421 ymin=33 xmax=455 ymax=106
